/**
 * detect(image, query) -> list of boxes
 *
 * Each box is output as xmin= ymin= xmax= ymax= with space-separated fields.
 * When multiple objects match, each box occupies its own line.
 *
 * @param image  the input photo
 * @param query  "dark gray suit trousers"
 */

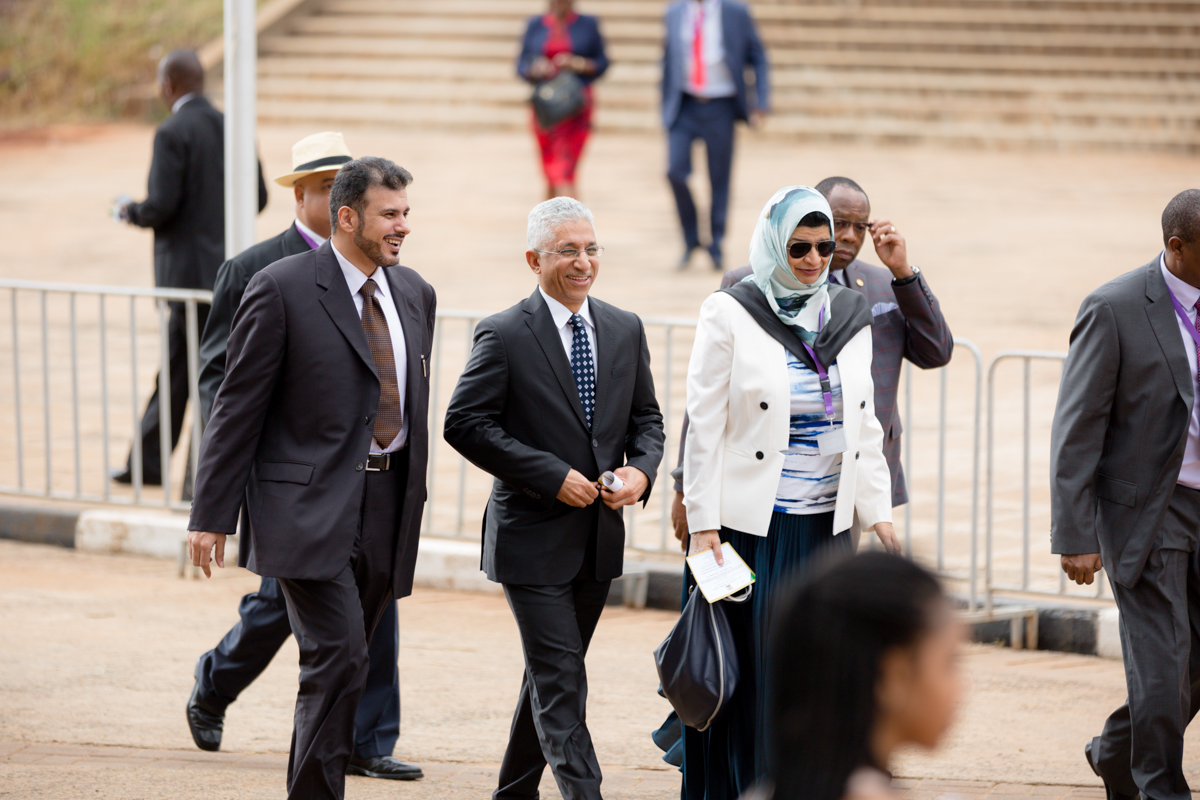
xmin=1093 ymin=484 xmax=1200 ymax=800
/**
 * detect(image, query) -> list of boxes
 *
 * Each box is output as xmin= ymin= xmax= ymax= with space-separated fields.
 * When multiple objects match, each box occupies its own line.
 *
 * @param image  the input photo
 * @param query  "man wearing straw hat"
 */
xmin=184 ymin=133 xmax=423 ymax=783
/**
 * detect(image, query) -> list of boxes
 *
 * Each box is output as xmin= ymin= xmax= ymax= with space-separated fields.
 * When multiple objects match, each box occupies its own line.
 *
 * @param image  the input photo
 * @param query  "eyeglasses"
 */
xmin=833 ymin=218 xmax=870 ymax=235
xmin=788 ymin=240 xmax=836 ymax=259
xmin=536 ymin=246 xmax=605 ymax=260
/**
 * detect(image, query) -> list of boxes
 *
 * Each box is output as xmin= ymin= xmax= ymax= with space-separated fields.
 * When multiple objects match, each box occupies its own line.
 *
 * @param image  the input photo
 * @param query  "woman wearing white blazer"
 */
xmin=680 ymin=186 xmax=898 ymax=800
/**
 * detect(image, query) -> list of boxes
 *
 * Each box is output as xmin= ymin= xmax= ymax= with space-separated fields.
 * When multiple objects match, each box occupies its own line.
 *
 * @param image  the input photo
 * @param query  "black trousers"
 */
xmin=495 ymin=557 xmax=611 ymax=800
xmin=1093 ymin=485 xmax=1200 ymax=800
xmin=277 ymin=459 xmax=405 ymax=800
xmin=125 ymin=300 xmax=210 ymax=479
xmin=666 ymin=95 xmax=737 ymax=260
xmin=193 ymin=576 xmax=401 ymax=759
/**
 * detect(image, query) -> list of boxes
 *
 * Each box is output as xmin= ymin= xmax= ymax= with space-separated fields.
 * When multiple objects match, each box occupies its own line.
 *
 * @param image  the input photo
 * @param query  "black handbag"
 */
xmin=531 ymin=70 xmax=586 ymax=129
xmin=654 ymin=584 xmax=751 ymax=731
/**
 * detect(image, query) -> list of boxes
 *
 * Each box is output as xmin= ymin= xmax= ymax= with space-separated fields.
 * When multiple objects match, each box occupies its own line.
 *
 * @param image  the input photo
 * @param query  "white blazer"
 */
xmin=684 ymin=291 xmax=893 ymax=537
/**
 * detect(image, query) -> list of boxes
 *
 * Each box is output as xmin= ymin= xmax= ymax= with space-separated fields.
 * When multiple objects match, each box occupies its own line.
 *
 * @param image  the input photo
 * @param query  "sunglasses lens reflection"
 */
xmin=788 ymin=241 xmax=836 ymax=259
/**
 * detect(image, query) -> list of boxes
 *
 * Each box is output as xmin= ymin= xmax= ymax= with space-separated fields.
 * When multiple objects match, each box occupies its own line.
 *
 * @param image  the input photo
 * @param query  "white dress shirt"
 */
xmin=1161 ymin=256 xmax=1200 ymax=489
xmin=539 ymin=287 xmax=598 ymax=370
xmin=294 ymin=218 xmax=327 ymax=248
xmin=333 ymin=243 xmax=409 ymax=452
xmin=171 ymin=92 xmax=198 ymax=114
xmin=682 ymin=0 xmax=736 ymax=99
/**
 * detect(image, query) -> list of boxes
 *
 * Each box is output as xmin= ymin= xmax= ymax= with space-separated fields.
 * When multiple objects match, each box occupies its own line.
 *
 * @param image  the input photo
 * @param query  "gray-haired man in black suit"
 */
xmin=444 ymin=197 xmax=664 ymax=800
xmin=1052 ymin=189 xmax=1200 ymax=800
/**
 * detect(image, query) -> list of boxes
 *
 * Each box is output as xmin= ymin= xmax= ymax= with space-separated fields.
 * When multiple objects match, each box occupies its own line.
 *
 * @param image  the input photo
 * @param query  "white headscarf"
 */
xmin=746 ymin=186 xmax=834 ymax=344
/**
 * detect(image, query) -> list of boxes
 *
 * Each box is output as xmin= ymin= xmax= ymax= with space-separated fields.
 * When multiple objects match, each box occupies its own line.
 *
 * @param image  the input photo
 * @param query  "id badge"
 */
xmin=816 ymin=427 xmax=847 ymax=457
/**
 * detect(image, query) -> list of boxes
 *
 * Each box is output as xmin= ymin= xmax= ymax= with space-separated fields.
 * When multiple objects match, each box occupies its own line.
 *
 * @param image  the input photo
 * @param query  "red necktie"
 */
xmin=692 ymin=6 xmax=705 ymax=90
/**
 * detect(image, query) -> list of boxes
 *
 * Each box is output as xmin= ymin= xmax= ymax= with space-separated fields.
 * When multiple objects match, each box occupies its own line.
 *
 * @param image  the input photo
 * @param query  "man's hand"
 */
xmin=557 ymin=468 xmax=599 ymax=508
xmin=874 ymin=522 xmax=902 ymax=555
xmin=671 ymin=491 xmax=689 ymax=550
xmin=1061 ymin=553 xmax=1103 ymax=585
xmin=689 ymin=529 xmax=724 ymax=565
xmin=749 ymin=109 xmax=767 ymax=130
xmin=188 ymin=530 xmax=227 ymax=578
xmin=869 ymin=219 xmax=913 ymax=279
xmin=600 ymin=467 xmax=649 ymax=510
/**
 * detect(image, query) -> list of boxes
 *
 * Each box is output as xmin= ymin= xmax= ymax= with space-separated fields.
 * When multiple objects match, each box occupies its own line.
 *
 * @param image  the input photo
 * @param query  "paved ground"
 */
xmin=5 ymin=538 xmax=1200 ymax=799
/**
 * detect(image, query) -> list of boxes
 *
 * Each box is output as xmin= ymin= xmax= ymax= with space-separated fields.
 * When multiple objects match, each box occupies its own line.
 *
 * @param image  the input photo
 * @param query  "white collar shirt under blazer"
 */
xmin=538 ymin=286 xmax=598 ymax=369
xmin=1159 ymin=253 xmax=1200 ymax=490
xmin=682 ymin=290 xmax=893 ymax=537
xmin=332 ymin=243 xmax=409 ymax=453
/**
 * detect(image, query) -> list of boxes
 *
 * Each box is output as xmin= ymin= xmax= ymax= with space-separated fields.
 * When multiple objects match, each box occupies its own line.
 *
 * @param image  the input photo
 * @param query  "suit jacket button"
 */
xmin=855 ymin=451 xmax=860 ymax=460
xmin=356 ymin=462 xmax=364 ymax=471
xmin=755 ymin=451 xmax=764 ymax=460
xmin=860 ymin=401 xmax=866 ymax=409
xmin=760 ymin=402 xmax=768 ymax=410
xmin=365 ymin=416 xmax=371 ymax=425
xmin=592 ymin=439 xmax=599 ymax=448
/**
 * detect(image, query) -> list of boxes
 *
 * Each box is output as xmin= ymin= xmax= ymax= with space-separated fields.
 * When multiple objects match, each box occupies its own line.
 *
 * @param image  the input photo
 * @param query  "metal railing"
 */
xmin=1 ymin=279 xmax=210 ymax=511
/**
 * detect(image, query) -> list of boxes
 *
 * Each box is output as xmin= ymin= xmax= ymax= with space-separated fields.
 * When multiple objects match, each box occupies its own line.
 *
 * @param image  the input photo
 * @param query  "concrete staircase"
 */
xmin=239 ymin=0 xmax=1200 ymax=151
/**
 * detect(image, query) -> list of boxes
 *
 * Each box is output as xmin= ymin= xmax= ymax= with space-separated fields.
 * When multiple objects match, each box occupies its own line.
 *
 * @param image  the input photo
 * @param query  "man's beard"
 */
xmin=354 ymin=221 xmax=399 ymax=267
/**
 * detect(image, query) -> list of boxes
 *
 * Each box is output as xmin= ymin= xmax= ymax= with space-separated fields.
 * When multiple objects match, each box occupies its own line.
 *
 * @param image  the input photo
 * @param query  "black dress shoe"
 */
xmin=677 ymin=246 xmax=700 ymax=271
xmin=111 ymin=467 xmax=162 ymax=486
xmin=347 ymin=755 xmax=424 ymax=781
xmin=186 ymin=660 xmax=224 ymax=752
xmin=708 ymin=244 xmax=723 ymax=272
xmin=1085 ymin=741 xmax=1137 ymax=800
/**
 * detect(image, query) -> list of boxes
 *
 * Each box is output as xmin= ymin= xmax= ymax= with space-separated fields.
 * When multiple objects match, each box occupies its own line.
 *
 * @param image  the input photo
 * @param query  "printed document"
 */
xmin=686 ymin=543 xmax=756 ymax=603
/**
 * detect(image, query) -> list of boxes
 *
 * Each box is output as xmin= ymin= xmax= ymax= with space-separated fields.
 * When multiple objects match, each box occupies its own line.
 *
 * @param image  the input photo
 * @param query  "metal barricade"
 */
xmin=984 ymin=350 xmax=1113 ymax=612
xmin=1 ymin=278 xmax=211 ymax=511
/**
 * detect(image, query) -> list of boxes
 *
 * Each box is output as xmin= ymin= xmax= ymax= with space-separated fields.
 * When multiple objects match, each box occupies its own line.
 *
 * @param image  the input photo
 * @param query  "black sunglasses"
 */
xmin=788 ymin=240 xmax=836 ymax=259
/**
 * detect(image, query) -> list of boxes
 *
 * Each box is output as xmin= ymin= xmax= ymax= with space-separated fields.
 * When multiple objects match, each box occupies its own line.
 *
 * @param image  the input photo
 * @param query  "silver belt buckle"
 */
xmin=366 ymin=453 xmax=388 ymax=472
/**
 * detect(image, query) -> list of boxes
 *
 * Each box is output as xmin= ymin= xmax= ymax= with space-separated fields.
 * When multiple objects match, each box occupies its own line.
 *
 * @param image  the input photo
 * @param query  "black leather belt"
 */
xmin=366 ymin=452 xmax=398 ymax=471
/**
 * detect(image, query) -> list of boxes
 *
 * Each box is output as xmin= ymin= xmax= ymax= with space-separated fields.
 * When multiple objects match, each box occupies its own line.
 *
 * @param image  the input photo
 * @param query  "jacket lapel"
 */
xmin=315 ymin=241 xmax=378 ymax=380
xmin=524 ymin=290 xmax=590 ymax=431
xmin=385 ymin=268 xmax=424 ymax=415
xmin=1144 ymin=256 xmax=1194 ymax=409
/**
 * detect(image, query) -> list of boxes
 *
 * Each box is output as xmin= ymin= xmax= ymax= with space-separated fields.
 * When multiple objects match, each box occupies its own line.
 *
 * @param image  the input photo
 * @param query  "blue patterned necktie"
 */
xmin=569 ymin=313 xmax=595 ymax=427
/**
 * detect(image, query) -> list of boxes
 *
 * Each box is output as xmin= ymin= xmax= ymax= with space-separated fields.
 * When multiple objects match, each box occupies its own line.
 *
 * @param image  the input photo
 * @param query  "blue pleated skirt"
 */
xmin=680 ymin=510 xmax=851 ymax=800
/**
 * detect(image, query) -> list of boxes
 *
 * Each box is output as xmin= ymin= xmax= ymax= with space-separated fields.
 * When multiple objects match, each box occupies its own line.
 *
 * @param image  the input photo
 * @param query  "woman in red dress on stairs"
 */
xmin=517 ymin=0 xmax=610 ymax=199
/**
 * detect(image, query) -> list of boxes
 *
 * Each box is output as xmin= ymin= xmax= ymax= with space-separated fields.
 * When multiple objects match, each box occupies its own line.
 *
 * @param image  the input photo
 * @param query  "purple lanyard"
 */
xmin=295 ymin=224 xmax=321 ymax=251
xmin=1166 ymin=283 xmax=1200 ymax=354
xmin=800 ymin=303 xmax=834 ymax=419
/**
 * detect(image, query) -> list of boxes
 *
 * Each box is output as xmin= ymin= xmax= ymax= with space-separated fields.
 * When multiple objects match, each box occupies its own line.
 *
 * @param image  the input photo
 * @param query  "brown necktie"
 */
xmin=359 ymin=278 xmax=402 ymax=449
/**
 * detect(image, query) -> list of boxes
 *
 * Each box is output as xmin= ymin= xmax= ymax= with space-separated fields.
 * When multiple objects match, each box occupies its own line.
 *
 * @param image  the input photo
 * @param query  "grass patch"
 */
xmin=0 ymin=0 xmax=226 ymax=126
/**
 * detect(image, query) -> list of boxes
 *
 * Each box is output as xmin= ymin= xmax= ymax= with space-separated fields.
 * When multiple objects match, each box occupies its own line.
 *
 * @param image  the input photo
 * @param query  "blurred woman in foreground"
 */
xmin=767 ymin=553 xmax=964 ymax=800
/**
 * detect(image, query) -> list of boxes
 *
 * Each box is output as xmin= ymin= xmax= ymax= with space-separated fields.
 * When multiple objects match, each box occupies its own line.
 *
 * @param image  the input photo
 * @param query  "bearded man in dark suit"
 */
xmin=187 ymin=157 xmax=434 ymax=800
xmin=113 ymin=49 xmax=267 ymax=487
xmin=444 ymin=197 xmax=664 ymax=800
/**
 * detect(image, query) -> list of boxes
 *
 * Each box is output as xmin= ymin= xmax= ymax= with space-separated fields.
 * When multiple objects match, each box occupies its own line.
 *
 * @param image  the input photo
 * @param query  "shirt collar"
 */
xmin=294 ymin=218 xmax=327 ymax=249
xmin=1161 ymin=252 xmax=1200 ymax=309
xmin=332 ymin=242 xmax=390 ymax=300
xmin=171 ymin=92 xmax=198 ymax=114
xmin=539 ymin=286 xmax=592 ymax=329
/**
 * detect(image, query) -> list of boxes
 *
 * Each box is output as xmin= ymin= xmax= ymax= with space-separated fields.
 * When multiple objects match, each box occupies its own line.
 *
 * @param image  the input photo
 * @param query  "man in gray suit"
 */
xmin=1051 ymin=189 xmax=1200 ymax=800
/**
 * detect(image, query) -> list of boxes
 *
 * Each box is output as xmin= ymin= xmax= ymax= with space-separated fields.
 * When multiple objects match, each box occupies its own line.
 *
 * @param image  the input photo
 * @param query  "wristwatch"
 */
xmin=892 ymin=265 xmax=921 ymax=286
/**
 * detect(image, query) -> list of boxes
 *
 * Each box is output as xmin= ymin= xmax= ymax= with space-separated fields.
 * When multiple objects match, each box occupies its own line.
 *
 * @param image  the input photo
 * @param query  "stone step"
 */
xmin=277 ymin=18 xmax=1200 ymax=56
xmin=259 ymin=36 xmax=1200 ymax=77
xmin=255 ymin=56 xmax=1200 ymax=100
xmin=256 ymin=97 xmax=1200 ymax=150
xmin=256 ymin=75 xmax=1200 ymax=124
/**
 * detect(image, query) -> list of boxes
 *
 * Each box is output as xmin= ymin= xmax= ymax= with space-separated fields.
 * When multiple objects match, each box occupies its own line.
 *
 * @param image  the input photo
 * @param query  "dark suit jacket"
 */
xmin=198 ymin=223 xmax=311 ymax=422
xmin=673 ymin=262 xmax=952 ymax=506
xmin=1051 ymin=256 xmax=1192 ymax=588
xmin=125 ymin=95 xmax=268 ymax=290
xmin=517 ymin=13 xmax=609 ymax=84
xmin=661 ymin=0 xmax=770 ymax=128
xmin=188 ymin=241 xmax=436 ymax=598
xmin=443 ymin=289 xmax=665 ymax=585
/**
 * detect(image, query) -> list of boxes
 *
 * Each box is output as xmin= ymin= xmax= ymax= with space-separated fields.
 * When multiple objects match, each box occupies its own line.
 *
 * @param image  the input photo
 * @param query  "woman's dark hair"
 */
xmin=768 ymin=552 xmax=946 ymax=800
xmin=329 ymin=156 xmax=413 ymax=231
xmin=797 ymin=210 xmax=831 ymax=232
